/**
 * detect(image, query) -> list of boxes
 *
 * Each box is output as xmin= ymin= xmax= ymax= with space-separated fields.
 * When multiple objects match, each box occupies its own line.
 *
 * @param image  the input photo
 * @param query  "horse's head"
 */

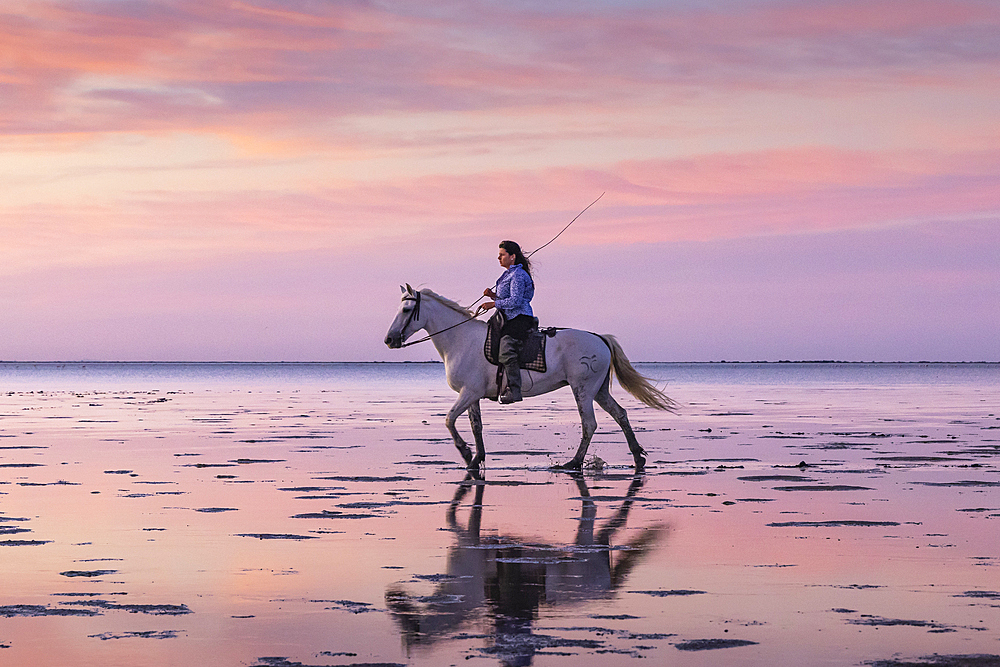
xmin=384 ymin=284 xmax=423 ymax=349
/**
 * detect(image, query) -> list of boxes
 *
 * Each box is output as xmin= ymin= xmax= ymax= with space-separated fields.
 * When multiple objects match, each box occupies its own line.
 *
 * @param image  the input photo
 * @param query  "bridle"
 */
xmin=396 ymin=290 xmax=487 ymax=348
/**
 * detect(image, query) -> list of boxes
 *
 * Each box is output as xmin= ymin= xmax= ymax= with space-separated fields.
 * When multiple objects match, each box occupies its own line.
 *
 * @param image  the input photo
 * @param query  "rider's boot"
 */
xmin=498 ymin=336 xmax=523 ymax=404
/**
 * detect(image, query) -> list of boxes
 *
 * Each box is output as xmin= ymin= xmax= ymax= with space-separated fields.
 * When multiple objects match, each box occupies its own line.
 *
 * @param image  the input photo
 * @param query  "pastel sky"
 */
xmin=2 ymin=0 xmax=998 ymax=362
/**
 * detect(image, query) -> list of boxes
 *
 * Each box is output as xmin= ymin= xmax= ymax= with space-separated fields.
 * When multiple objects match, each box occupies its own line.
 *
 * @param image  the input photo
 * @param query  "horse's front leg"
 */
xmin=467 ymin=400 xmax=486 ymax=469
xmin=445 ymin=391 xmax=480 ymax=469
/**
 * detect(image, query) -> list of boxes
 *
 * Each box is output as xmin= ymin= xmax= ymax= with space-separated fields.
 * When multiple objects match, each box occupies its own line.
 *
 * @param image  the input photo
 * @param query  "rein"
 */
xmin=398 ymin=291 xmax=487 ymax=348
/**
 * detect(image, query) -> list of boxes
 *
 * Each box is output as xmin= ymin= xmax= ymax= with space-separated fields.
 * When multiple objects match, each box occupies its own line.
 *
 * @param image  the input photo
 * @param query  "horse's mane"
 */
xmin=420 ymin=289 xmax=474 ymax=317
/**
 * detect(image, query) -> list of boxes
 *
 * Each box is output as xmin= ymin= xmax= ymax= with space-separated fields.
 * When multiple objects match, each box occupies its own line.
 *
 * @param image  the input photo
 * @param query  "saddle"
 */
xmin=483 ymin=311 xmax=556 ymax=374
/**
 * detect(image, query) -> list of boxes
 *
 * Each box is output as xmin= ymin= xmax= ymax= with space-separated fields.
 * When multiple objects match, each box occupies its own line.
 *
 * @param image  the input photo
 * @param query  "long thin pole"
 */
xmin=469 ymin=193 xmax=605 ymax=310
xmin=526 ymin=192 xmax=604 ymax=258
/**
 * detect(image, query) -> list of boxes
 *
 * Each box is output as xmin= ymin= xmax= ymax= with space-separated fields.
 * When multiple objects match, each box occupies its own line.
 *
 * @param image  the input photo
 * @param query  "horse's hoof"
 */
xmin=552 ymin=460 xmax=582 ymax=471
xmin=468 ymin=455 xmax=485 ymax=470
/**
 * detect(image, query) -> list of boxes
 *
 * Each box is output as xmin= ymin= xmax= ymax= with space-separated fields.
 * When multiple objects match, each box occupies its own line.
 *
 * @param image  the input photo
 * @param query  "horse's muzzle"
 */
xmin=385 ymin=335 xmax=402 ymax=349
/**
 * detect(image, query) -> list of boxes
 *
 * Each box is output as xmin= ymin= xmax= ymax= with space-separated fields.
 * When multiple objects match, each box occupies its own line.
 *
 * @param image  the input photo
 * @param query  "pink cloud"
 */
xmin=2 ymin=0 xmax=997 ymax=137
xmin=3 ymin=144 xmax=996 ymax=282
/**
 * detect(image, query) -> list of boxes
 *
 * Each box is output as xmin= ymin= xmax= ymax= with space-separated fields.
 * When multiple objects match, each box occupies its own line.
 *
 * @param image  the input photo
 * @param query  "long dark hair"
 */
xmin=499 ymin=240 xmax=532 ymax=277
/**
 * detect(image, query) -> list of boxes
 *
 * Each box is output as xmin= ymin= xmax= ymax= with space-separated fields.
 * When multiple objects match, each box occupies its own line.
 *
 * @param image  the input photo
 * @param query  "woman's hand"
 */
xmin=475 ymin=301 xmax=495 ymax=316
xmin=483 ymin=288 xmax=497 ymax=299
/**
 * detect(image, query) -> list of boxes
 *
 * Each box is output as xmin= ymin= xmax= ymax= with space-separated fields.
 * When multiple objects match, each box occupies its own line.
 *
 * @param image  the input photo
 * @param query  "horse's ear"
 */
xmin=400 ymin=285 xmax=407 ymax=295
xmin=405 ymin=283 xmax=414 ymax=295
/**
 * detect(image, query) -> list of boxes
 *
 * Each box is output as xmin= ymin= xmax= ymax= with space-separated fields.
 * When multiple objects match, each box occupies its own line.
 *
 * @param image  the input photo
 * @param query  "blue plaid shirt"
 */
xmin=494 ymin=264 xmax=534 ymax=319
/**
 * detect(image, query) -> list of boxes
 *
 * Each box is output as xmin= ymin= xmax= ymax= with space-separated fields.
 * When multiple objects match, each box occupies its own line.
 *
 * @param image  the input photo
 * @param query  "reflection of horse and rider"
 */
xmin=385 ymin=473 xmax=667 ymax=665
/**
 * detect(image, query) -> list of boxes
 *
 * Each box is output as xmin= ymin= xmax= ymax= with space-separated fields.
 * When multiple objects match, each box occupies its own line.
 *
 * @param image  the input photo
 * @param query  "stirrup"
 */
xmin=499 ymin=389 xmax=522 ymax=404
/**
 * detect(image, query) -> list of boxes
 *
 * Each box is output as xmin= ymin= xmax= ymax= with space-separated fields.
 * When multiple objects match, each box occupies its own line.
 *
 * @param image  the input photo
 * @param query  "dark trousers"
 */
xmin=500 ymin=314 xmax=536 ymax=340
xmin=499 ymin=315 xmax=535 ymax=396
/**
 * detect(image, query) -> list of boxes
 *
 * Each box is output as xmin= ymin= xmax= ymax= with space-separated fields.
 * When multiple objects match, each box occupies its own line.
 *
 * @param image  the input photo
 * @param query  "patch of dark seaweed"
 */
xmin=412 ymin=573 xmax=468 ymax=582
xmin=570 ymin=495 xmax=657 ymax=503
xmin=63 ymin=600 xmax=191 ymax=615
xmin=738 ymin=475 xmax=814 ymax=482
xmin=278 ymin=486 xmax=347 ymax=493
xmin=591 ymin=613 xmax=641 ymax=620
xmin=956 ymin=591 xmax=1000 ymax=600
xmin=769 ymin=520 xmax=900 ymax=527
xmin=849 ymin=615 xmax=953 ymax=630
xmin=871 ymin=456 xmax=973 ymax=463
xmin=865 ymin=655 xmax=1000 ymax=667
xmin=630 ymin=589 xmax=706 ymax=597
xmin=121 ymin=491 xmax=187 ymax=498
xmin=0 ymin=604 xmax=99 ymax=617
xmin=913 ymin=481 xmax=1000 ymax=488
xmin=957 ymin=508 xmax=1000 ymax=513
xmin=60 ymin=570 xmax=117 ymax=578
xmin=254 ymin=658 xmax=406 ymax=667
xmin=314 ymin=475 xmax=418 ymax=483
xmin=675 ymin=638 xmax=758 ymax=651
xmin=236 ymin=533 xmax=318 ymax=540
xmin=316 ymin=600 xmax=380 ymax=614
xmin=292 ymin=510 xmax=381 ymax=519
xmin=736 ymin=498 xmax=776 ymax=502
xmin=622 ymin=632 xmax=677 ymax=640
xmin=0 ymin=463 xmax=44 ymax=468
xmin=0 ymin=539 xmax=51 ymax=546
xmin=18 ymin=480 xmax=80 ymax=487
xmin=336 ymin=500 xmax=445 ymax=511
xmin=194 ymin=507 xmax=238 ymax=513
xmin=489 ymin=450 xmax=553 ymax=456
xmin=182 ymin=463 xmax=238 ymax=468
xmin=90 ymin=631 xmax=180 ymax=640
xmin=773 ymin=485 xmax=873 ymax=492
xmin=474 ymin=633 xmax=605 ymax=656
xmin=0 ymin=526 xmax=30 ymax=535
xmin=231 ymin=458 xmax=285 ymax=464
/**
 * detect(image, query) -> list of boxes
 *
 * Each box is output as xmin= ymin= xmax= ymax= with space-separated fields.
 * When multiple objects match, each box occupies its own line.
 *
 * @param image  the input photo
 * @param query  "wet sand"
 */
xmin=1 ymin=365 xmax=999 ymax=666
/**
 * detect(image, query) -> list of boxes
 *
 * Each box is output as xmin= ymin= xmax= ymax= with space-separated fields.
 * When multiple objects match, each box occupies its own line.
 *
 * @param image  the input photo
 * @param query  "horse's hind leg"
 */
xmin=554 ymin=386 xmax=598 ymax=471
xmin=595 ymin=385 xmax=647 ymax=471
xmin=467 ymin=400 xmax=486 ymax=469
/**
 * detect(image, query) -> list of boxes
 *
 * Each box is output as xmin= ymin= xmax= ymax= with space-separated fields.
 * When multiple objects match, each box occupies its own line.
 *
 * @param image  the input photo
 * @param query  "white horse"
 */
xmin=384 ymin=285 xmax=677 ymax=471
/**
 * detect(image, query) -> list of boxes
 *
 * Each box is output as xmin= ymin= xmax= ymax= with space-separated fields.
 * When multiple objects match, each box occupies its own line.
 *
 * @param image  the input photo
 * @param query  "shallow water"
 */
xmin=1 ymin=362 xmax=998 ymax=666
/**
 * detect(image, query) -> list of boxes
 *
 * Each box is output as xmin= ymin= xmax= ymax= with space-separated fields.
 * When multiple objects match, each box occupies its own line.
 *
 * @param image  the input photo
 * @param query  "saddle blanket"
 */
xmin=483 ymin=312 xmax=555 ymax=373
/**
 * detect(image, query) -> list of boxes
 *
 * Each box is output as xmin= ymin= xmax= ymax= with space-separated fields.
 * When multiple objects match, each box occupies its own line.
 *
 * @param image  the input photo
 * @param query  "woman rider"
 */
xmin=477 ymin=240 xmax=535 ymax=404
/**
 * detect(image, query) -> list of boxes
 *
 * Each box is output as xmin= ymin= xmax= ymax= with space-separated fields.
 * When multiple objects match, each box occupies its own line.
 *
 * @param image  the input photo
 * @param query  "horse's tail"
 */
xmin=599 ymin=334 xmax=678 ymax=413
